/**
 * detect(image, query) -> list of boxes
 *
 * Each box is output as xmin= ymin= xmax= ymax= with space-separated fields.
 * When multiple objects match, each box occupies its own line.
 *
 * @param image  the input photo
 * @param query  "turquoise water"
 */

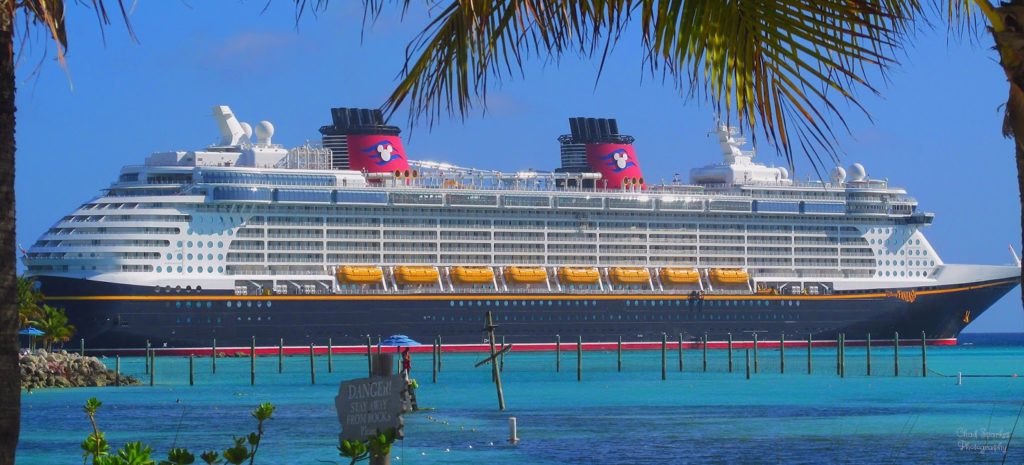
xmin=16 ymin=334 xmax=1024 ymax=464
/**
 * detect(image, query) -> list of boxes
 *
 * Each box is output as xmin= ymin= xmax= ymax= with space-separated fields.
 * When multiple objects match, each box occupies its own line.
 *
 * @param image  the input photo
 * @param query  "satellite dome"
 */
xmin=778 ymin=167 xmax=789 ymax=179
xmin=255 ymin=120 xmax=275 ymax=145
xmin=240 ymin=122 xmax=253 ymax=140
xmin=848 ymin=163 xmax=867 ymax=182
xmin=831 ymin=166 xmax=847 ymax=184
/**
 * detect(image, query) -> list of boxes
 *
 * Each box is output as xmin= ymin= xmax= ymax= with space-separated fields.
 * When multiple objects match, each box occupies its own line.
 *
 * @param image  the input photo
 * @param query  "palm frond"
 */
xmin=352 ymin=0 xmax=932 ymax=174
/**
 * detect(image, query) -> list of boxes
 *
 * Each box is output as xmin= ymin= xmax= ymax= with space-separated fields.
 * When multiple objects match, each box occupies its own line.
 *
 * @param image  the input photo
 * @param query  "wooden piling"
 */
xmin=278 ymin=338 xmax=284 ymax=373
xmin=148 ymin=349 xmax=155 ymax=387
xmin=780 ymin=333 xmax=785 ymax=374
xmin=727 ymin=333 xmax=733 ymax=373
xmin=702 ymin=334 xmax=708 ymax=372
xmin=309 ymin=343 xmax=316 ymax=385
xmin=894 ymin=331 xmax=900 ymax=377
xmin=835 ymin=334 xmax=840 ymax=376
xmin=866 ymin=333 xmax=872 ymax=376
xmin=250 ymin=336 xmax=256 ymax=386
xmin=437 ymin=335 xmax=443 ymax=372
xmin=189 ymin=354 xmax=194 ymax=386
xmin=145 ymin=340 xmax=150 ymax=374
xmin=376 ymin=336 xmax=382 ymax=354
xmin=921 ymin=331 xmax=927 ymax=378
xmin=80 ymin=338 xmax=85 ymax=356
xmin=839 ymin=333 xmax=845 ymax=378
xmin=807 ymin=333 xmax=813 ymax=375
xmin=753 ymin=333 xmax=759 ymax=374
xmin=617 ymin=336 xmax=623 ymax=372
xmin=485 ymin=312 xmax=505 ymax=411
xmin=114 ymin=356 xmax=120 ymax=387
xmin=211 ymin=338 xmax=217 ymax=374
xmin=500 ymin=336 xmax=506 ymax=372
xmin=678 ymin=333 xmax=684 ymax=372
xmin=556 ymin=334 xmax=561 ymax=372
xmin=366 ymin=336 xmax=373 ymax=377
xmin=577 ymin=335 xmax=582 ymax=382
xmin=432 ymin=337 xmax=438 ymax=384
xmin=661 ymin=333 xmax=667 ymax=381
xmin=745 ymin=349 xmax=751 ymax=380
xmin=327 ymin=338 xmax=333 ymax=373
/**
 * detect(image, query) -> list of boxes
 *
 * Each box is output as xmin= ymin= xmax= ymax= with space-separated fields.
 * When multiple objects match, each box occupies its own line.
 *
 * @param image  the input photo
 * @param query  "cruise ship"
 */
xmin=24 ymin=105 xmax=1021 ymax=351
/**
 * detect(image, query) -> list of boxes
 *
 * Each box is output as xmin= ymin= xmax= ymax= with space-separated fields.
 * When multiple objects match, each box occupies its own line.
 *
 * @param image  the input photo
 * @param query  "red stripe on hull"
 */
xmin=96 ymin=337 xmax=958 ymax=357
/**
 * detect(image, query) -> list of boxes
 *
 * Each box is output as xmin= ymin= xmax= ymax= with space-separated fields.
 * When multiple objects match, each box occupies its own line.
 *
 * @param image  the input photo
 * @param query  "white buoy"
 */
xmin=509 ymin=416 xmax=520 ymax=445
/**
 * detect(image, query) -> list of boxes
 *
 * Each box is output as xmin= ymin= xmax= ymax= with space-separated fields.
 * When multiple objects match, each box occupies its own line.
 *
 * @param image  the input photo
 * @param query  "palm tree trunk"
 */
xmin=0 ymin=3 xmax=18 ymax=464
xmin=991 ymin=1 xmax=1024 ymax=312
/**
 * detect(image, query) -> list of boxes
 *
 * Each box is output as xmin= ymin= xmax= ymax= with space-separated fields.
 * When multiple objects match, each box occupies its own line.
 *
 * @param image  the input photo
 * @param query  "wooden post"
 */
xmin=753 ymin=333 xmax=759 ymax=374
xmin=366 ymin=336 xmax=373 ymax=377
xmin=432 ymin=337 xmax=438 ymax=384
xmin=327 ymin=338 xmax=333 ymax=373
xmin=145 ymin=340 xmax=150 ymax=374
xmin=376 ymin=336 xmax=382 ymax=354
xmin=780 ymin=333 xmax=785 ymax=374
xmin=556 ymin=334 xmax=561 ymax=372
xmin=678 ymin=333 xmax=684 ymax=372
xmin=807 ymin=333 xmax=813 ymax=375
xmin=189 ymin=354 xmax=194 ymax=386
xmin=80 ymin=338 xmax=85 ymax=356
xmin=835 ymin=333 xmax=840 ymax=376
xmin=617 ymin=336 xmax=622 ymax=372
xmin=702 ymin=334 xmax=708 ymax=372
xmin=485 ymin=312 xmax=505 ymax=411
xmin=149 ymin=349 xmax=155 ymax=387
xmin=309 ymin=343 xmax=316 ymax=385
xmin=921 ymin=331 xmax=927 ymax=378
xmin=250 ymin=336 xmax=256 ymax=386
xmin=661 ymin=333 xmax=667 ymax=381
xmin=278 ymin=338 xmax=284 ymax=373
xmin=577 ymin=335 xmax=582 ymax=382
xmin=894 ymin=331 xmax=900 ymax=377
xmin=211 ymin=338 xmax=217 ymax=374
xmin=727 ymin=333 xmax=733 ymax=373
xmin=437 ymin=335 xmax=443 ymax=372
xmin=839 ymin=333 xmax=845 ymax=378
xmin=114 ymin=355 xmax=120 ymax=387
xmin=500 ymin=336 xmax=506 ymax=372
xmin=866 ymin=333 xmax=872 ymax=376
xmin=745 ymin=349 xmax=751 ymax=380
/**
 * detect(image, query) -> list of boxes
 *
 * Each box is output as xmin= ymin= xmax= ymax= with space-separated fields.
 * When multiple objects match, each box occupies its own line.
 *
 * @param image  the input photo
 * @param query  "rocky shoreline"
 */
xmin=19 ymin=350 xmax=140 ymax=390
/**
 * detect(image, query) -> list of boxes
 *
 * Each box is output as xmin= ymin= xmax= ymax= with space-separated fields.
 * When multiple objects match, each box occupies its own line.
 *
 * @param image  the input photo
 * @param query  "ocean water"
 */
xmin=16 ymin=333 xmax=1024 ymax=464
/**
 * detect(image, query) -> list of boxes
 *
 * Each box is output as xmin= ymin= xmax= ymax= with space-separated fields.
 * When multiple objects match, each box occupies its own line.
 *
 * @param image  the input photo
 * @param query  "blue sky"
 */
xmin=13 ymin=2 xmax=1022 ymax=332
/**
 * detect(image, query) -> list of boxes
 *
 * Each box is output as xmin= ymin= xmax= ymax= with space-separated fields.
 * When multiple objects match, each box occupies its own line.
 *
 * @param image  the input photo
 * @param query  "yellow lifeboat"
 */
xmin=709 ymin=268 xmax=749 ymax=285
xmin=609 ymin=267 xmax=651 ymax=285
xmin=336 ymin=266 xmax=384 ymax=285
xmin=394 ymin=266 xmax=440 ymax=285
xmin=450 ymin=266 xmax=495 ymax=285
xmin=659 ymin=268 xmax=700 ymax=285
xmin=504 ymin=267 xmax=548 ymax=284
xmin=558 ymin=267 xmax=600 ymax=285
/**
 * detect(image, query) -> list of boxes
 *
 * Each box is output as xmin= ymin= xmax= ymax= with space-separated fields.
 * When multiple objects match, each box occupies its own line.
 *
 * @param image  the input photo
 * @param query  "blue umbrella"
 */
xmin=18 ymin=327 xmax=44 ymax=336
xmin=380 ymin=335 xmax=421 ymax=346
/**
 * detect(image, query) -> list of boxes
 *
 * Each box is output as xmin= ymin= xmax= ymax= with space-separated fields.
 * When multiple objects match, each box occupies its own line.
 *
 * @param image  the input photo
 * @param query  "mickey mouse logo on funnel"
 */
xmin=347 ymin=134 xmax=411 ymax=173
xmin=585 ymin=143 xmax=645 ymax=189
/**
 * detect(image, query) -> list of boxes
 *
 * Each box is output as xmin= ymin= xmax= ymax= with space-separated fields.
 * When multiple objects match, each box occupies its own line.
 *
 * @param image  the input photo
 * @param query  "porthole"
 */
xmin=187 ymin=266 xmax=193 ymax=273
xmin=177 ymin=266 xmax=183 ymax=273
xmin=207 ymin=241 xmax=213 ymax=248
xmin=187 ymin=254 xmax=193 ymax=260
xmin=227 ymin=301 xmax=233 ymax=308
xmin=218 ymin=254 xmax=224 ymax=260
xmin=257 ymin=301 xmax=263 ymax=308
xmin=187 ymin=241 xmax=193 ymax=247
xmin=166 ymin=253 xmax=173 ymax=260
xmin=207 ymin=254 xmax=213 ymax=260
xmin=207 ymin=301 xmax=213 ymax=308
xmin=197 ymin=267 xmax=203 ymax=273
xmin=197 ymin=242 xmax=203 ymax=249
xmin=177 ymin=253 xmax=183 ymax=260
xmin=247 ymin=301 xmax=253 ymax=308
xmin=267 ymin=302 xmax=272 ymax=308
xmin=186 ymin=301 xmax=192 ymax=308
xmin=177 ymin=241 xmax=183 ymax=247
xmin=156 ymin=266 xmax=162 ymax=272
xmin=218 ymin=241 xmax=224 ymax=248
xmin=218 ymin=266 xmax=224 ymax=273
xmin=175 ymin=301 xmax=181 ymax=308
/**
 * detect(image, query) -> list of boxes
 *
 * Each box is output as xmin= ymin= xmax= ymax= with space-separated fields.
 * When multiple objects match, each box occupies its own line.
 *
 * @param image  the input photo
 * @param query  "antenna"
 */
xmin=1009 ymin=245 xmax=1021 ymax=267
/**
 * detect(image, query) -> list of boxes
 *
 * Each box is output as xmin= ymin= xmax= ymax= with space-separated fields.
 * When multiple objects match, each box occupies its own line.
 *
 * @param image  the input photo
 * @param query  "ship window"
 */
xmin=217 ymin=266 xmax=224 ymax=273
xmin=267 ymin=302 xmax=272 ymax=308
xmin=177 ymin=241 xmax=183 ymax=247
xmin=227 ymin=301 xmax=232 ymax=308
xmin=156 ymin=266 xmax=162 ymax=272
xmin=177 ymin=266 xmax=183 ymax=273
xmin=187 ymin=254 xmax=193 ymax=260
xmin=187 ymin=266 xmax=193 ymax=273
xmin=198 ymin=242 xmax=203 ymax=248
xmin=218 ymin=254 xmax=224 ymax=260
xmin=187 ymin=241 xmax=193 ymax=247
xmin=207 ymin=241 xmax=213 ymax=248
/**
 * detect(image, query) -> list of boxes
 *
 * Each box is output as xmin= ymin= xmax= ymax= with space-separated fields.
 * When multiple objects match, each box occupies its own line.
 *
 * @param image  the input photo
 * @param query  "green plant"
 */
xmin=81 ymin=398 xmax=274 ymax=465
xmin=337 ymin=428 xmax=397 ymax=465
xmin=33 ymin=305 xmax=75 ymax=351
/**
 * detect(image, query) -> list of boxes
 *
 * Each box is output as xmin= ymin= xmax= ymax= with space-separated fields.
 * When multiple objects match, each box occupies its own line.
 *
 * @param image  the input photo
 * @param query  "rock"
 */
xmin=19 ymin=350 xmax=141 ymax=390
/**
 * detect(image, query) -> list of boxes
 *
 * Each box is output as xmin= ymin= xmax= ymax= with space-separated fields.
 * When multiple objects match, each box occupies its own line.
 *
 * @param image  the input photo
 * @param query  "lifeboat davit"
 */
xmin=394 ymin=266 xmax=440 ymax=285
xmin=336 ymin=266 xmax=384 ymax=284
xmin=558 ymin=267 xmax=600 ymax=285
xmin=659 ymin=268 xmax=700 ymax=285
xmin=504 ymin=267 xmax=548 ymax=284
xmin=609 ymin=267 xmax=650 ymax=285
xmin=450 ymin=266 xmax=495 ymax=285
xmin=709 ymin=268 xmax=749 ymax=285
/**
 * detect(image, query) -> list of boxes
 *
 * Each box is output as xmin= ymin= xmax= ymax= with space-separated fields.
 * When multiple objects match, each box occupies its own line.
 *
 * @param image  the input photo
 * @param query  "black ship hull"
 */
xmin=36 ymin=275 xmax=1019 ymax=352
